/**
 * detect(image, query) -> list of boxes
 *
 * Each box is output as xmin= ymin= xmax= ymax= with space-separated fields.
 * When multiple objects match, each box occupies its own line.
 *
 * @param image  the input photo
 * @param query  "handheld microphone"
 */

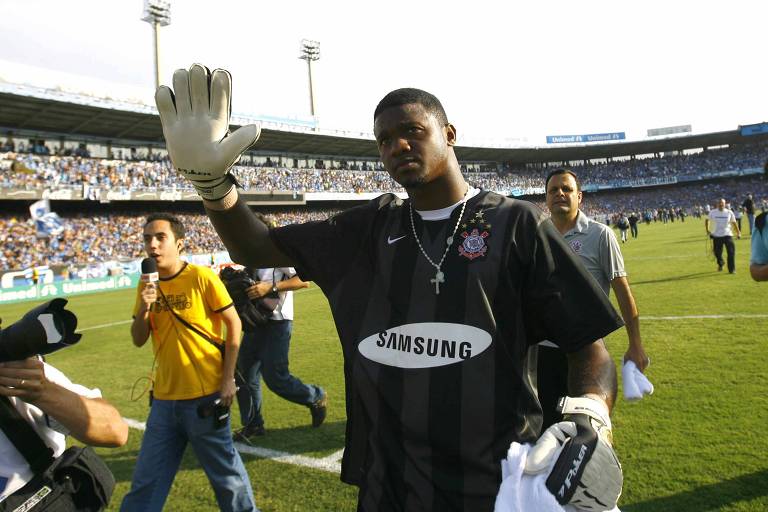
xmin=140 ymin=257 xmax=159 ymax=286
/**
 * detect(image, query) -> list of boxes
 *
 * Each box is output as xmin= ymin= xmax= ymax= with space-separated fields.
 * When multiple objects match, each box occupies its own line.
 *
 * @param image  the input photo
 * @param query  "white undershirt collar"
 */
xmin=414 ymin=187 xmax=480 ymax=221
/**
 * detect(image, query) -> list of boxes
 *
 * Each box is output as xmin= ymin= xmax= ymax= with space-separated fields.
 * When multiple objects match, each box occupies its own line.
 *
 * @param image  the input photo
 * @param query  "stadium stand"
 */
xmin=1 ymin=83 xmax=766 ymax=281
xmin=1 ymin=140 xmax=765 ymax=195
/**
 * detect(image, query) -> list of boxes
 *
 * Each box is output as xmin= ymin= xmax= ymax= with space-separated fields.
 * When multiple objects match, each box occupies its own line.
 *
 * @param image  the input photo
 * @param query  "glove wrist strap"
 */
xmin=192 ymin=173 xmax=239 ymax=201
xmin=556 ymin=395 xmax=612 ymax=430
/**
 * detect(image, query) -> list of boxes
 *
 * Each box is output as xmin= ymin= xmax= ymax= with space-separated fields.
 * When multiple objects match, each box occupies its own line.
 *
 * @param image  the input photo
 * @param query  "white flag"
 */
xmin=29 ymin=199 xmax=51 ymax=220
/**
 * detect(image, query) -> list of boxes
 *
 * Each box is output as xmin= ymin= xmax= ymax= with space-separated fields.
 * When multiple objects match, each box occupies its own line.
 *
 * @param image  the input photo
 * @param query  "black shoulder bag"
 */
xmin=0 ymin=396 xmax=115 ymax=512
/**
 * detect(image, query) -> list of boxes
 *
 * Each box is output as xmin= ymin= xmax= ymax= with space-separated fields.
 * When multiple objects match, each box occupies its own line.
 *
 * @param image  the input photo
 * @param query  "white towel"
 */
xmin=622 ymin=360 xmax=654 ymax=401
xmin=495 ymin=442 xmax=621 ymax=512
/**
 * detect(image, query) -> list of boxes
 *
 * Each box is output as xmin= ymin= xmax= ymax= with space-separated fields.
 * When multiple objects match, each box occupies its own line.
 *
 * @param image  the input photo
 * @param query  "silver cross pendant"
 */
xmin=430 ymin=270 xmax=445 ymax=294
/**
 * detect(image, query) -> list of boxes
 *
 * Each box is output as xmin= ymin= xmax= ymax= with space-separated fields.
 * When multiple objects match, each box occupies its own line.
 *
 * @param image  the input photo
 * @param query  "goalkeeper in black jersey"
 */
xmin=153 ymin=64 xmax=625 ymax=512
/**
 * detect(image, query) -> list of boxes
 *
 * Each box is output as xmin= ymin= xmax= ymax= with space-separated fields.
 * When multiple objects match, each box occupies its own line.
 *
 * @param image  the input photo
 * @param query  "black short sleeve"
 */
xmin=513 ymin=206 xmax=623 ymax=352
xmin=269 ymin=194 xmax=398 ymax=292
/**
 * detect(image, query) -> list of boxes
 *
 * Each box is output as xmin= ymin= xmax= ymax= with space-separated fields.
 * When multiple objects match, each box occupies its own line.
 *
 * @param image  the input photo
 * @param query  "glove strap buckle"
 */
xmin=556 ymin=396 xmax=612 ymax=430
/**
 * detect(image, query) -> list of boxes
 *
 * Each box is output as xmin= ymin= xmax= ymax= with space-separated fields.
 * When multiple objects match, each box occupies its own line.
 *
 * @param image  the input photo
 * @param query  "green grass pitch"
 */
xmin=1 ymin=217 xmax=766 ymax=511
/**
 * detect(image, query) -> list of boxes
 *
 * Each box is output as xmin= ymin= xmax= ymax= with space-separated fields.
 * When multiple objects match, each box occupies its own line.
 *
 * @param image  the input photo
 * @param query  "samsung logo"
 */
xmin=358 ymin=322 xmax=492 ymax=368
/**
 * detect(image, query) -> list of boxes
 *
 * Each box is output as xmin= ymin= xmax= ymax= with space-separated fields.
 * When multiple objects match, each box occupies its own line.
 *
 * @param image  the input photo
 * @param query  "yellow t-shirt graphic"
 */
xmin=133 ymin=263 xmax=233 ymax=400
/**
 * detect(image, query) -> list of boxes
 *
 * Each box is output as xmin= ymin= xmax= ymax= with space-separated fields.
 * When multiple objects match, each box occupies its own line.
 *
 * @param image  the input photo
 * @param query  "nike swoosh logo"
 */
xmin=388 ymin=235 xmax=407 ymax=245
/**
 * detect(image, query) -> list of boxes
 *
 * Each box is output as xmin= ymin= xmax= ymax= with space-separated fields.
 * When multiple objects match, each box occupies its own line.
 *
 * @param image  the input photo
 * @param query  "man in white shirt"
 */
xmin=705 ymin=198 xmax=741 ymax=273
xmin=233 ymin=258 xmax=327 ymax=443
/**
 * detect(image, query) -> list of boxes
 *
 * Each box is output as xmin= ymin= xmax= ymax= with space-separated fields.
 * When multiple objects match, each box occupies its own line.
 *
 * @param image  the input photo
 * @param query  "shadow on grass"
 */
xmin=623 ymin=469 xmax=768 ymax=512
xmin=99 ymin=449 xmax=142 ymax=484
xmin=667 ymin=233 xmax=709 ymax=244
xmin=237 ymin=419 xmax=347 ymax=454
xmin=632 ymin=271 xmax=720 ymax=285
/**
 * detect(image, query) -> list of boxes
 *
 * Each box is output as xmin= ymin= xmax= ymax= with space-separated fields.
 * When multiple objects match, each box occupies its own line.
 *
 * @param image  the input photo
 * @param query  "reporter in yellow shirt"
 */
xmin=122 ymin=213 xmax=258 ymax=512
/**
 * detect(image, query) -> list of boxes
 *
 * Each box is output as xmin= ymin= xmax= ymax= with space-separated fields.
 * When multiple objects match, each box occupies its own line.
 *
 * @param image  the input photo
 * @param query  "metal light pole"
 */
xmin=141 ymin=0 xmax=172 ymax=90
xmin=299 ymin=39 xmax=320 ymax=119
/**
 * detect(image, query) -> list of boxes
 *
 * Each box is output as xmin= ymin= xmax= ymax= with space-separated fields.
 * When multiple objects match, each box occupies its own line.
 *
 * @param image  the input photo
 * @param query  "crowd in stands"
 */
xmin=2 ymin=140 xmax=766 ymax=195
xmin=574 ymin=176 xmax=767 ymax=219
xmin=2 ymin=176 xmax=765 ymax=272
xmin=560 ymin=141 xmax=766 ymax=185
xmin=0 ymin=209 xmax=338 ymax=272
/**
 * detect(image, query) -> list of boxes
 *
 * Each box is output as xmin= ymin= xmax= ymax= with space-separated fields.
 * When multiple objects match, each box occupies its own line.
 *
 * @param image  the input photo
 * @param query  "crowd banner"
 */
xmin=0 ymin=252 xmax=233 ymax=305
xmin=0 ymin=274 xmax=139 ymax=304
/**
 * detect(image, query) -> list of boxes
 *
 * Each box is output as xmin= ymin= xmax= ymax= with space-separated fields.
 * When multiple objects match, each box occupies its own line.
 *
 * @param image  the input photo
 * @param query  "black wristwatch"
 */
xmin=271 ymin=284 xmax=279 ymax=295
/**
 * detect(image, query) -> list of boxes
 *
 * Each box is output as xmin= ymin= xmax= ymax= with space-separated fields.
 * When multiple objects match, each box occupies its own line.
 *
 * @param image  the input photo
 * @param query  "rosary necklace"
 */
xmin=409 ymin=185 xmax=470 ymax=295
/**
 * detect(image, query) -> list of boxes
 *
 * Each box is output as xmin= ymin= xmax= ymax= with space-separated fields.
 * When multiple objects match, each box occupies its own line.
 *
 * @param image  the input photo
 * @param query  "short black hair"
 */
xmin=145 ymin=213 xmax=185 ymax=240
xmin=545 ymin=168 xmax=581 ymax=192
xmin=374 ymin=88 xmax=449 ymax=125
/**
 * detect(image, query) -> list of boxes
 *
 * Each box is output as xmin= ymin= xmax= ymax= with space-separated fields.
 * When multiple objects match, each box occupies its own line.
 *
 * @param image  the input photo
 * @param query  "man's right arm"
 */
xmin=750 ymin=264 xmax=768 ymax=281
xmin=204 ymin=193 xmax=294 ymax=269
xmin=130 ymin=308 xmax=151 ymax=347
xmin=130 ymin=284 xmax=156 ymax=347
xmin=749 ymin=221 xmax=768 ymax=281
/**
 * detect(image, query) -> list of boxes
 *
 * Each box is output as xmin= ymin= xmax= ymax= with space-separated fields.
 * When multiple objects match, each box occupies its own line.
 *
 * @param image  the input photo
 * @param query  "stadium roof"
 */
xmin=1 ymin=83 xmax=765 ymax=164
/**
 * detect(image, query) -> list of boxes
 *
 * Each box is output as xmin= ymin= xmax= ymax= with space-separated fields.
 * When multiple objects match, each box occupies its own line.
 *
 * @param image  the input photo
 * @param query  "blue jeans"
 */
xmin=121 ymin=394 xmax=257 ymax=512
xmin=236 ymin=320 xmax=324 ymax=428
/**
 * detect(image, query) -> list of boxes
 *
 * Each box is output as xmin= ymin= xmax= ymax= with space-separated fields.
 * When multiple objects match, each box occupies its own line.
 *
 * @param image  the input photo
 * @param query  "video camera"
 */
xmin=0 ymin=298 xmax=81 ymax=362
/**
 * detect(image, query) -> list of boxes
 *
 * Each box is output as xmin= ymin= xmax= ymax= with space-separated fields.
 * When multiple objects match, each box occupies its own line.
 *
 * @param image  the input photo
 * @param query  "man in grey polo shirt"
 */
xmin=537 ymin=168 xmax=650 ymax=429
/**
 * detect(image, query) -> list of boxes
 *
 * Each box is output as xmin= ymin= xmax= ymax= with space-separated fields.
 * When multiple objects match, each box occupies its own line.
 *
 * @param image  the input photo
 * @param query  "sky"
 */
xmin=0 ymin=0 xmax=766 ymax=146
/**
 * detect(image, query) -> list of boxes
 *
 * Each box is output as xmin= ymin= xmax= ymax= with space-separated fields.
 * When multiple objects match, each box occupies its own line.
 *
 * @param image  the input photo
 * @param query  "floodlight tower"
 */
xmin=299 ymin=39 xmax=320 ymax=118
xmin=142 ymin=0 xmax=172 ymax=90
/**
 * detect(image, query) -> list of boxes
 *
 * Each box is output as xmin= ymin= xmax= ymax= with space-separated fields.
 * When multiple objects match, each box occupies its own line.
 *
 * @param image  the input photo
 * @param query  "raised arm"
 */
xmin=204 ymin=194 xmax=292 ymax=268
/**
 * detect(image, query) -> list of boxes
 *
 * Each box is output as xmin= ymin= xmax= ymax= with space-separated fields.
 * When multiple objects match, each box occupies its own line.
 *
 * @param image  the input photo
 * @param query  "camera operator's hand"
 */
xmin=246 ymin=281 xmax=273 ymax=300
xmin=0 ymin=357 xmax=48 ymax=404
xmin=0 ymin=358 xmax=128 ymax=446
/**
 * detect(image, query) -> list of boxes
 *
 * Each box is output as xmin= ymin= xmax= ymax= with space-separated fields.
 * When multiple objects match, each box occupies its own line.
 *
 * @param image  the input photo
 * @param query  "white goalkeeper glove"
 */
xmin=155 ymin=63 xmax=261 ymax=201
xmin=524 ymin=396 xmax=623 ymax=511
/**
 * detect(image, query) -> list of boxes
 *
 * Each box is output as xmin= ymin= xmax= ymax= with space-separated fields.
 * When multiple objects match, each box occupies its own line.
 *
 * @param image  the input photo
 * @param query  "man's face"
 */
xmin=374 ymin=103 xmax=455 ymax=189
xmin=718 ymin=199 xmax=726 ymax=210
xmin=546 ymin=173 xmax=582 ymax=219
xmin=143 ymin=220 xmax=181 ymax=270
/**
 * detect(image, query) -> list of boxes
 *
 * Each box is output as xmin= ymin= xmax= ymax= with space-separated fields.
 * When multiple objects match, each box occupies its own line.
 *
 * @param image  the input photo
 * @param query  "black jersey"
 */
xmin=271 ymin=190 xmax=622 ymax=512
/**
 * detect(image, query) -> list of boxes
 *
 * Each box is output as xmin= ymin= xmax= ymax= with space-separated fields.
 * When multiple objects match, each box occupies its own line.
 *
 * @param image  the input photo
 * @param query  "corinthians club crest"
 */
xmin=569 ymin=239 xmax=583 ymax=253
xmin=458 ymin=209 xmax=491 ymax=260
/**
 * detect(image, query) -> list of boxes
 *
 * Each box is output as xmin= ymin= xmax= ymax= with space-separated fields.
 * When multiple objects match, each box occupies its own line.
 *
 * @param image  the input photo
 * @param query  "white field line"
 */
xmin=644 ymin=314 xmax=768 ymax=320
xmin=123 ymin=416 xmax=342 ymax=474
xmin=79 ymin=310 xmax=768 ymax=333
xmin=630 ymin=254 xmax=699 ymax=260
xmin=78 ymin=320 xmax=132 ymax=332
xmin=75 ymin=287 xmax=321 ymax=333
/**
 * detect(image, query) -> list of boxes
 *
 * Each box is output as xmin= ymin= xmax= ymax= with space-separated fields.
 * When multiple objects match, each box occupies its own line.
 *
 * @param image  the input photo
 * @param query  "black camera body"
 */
xmin=197 ymin=398 xmax=230 ymax=429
